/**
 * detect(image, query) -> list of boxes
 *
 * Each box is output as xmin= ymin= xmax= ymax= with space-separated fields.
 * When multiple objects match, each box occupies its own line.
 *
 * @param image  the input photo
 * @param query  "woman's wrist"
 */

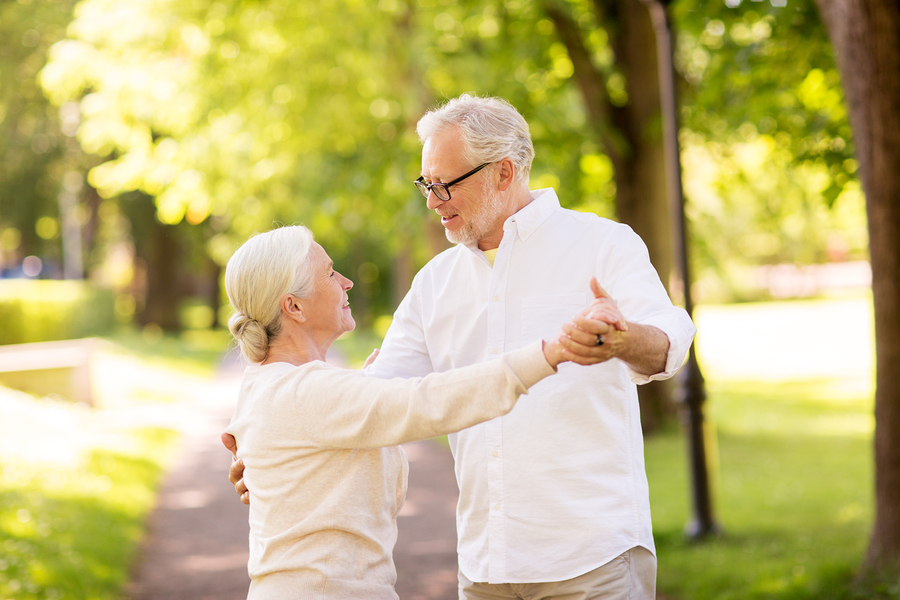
xmin=541 ymin=338 xmax=565 ymax=369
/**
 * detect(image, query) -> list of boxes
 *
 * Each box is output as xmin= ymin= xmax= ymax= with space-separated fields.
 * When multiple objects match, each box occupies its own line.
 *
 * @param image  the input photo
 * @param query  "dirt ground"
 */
xmin=124 ymin=368 xmax=460 ymax=600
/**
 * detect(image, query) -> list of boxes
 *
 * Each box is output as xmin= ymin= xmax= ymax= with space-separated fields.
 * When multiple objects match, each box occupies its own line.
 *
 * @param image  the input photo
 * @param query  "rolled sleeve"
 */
xmin=627 ymin=309 xmax=697 ymax=384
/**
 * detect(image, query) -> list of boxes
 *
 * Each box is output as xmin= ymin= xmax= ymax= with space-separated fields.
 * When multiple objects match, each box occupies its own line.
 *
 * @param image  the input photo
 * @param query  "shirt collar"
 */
xmin=460 ymin=187 xmax=561 ymax=257
xmin=504 ymin=188 xmax=560 ymax=242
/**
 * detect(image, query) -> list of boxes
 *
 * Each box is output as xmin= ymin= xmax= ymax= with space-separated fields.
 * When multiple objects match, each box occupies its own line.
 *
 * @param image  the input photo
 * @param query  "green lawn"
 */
xmin=649 ymin=295 xmax=891 ymax=600
xmin=0 ymin=331 xmax=225 ymax=600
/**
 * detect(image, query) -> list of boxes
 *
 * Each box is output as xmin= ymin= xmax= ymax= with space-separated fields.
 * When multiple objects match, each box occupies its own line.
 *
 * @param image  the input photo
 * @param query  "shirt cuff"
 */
xmin=502 ymin=340 xmax=557 ymax=389
xmin=627 ymin=316 xmax=697 ymax=385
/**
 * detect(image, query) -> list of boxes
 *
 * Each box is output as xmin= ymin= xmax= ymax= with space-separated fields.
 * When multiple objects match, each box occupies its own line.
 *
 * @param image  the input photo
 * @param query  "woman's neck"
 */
xmin=261 ymin=329 xmax=332 ymax=366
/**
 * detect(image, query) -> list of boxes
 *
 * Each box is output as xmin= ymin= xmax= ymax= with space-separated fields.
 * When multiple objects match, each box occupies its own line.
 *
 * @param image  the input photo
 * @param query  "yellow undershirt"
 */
xmin=483 ymin=248 xmax=498 ymax=266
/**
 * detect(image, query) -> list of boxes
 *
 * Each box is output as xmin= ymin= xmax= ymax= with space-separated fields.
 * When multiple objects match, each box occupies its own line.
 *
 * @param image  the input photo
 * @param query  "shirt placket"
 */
xmin=484 ymin=220 xmax=516 ymax=582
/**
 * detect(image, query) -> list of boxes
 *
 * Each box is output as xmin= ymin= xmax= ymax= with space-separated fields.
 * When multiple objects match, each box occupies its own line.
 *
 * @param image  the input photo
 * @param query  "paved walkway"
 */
xmin=125 ymin=368 xmax=460 ymax=600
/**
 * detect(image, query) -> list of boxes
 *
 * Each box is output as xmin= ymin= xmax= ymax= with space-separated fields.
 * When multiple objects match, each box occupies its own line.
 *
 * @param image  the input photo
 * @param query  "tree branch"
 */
xmin=543 ymin=1 xmax=628 ymax=166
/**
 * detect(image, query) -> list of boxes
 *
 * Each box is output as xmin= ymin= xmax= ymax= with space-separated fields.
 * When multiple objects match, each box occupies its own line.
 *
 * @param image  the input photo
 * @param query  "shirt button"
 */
xmin=491 ymin=347 xmax=499 ymax=354
xmin=492 ymin=451 xmax=498 ymax=458
xmin=493 ymin=295 xmax=500 ymax=302
xmin=493 ymin=504 xmax=500 ymax=511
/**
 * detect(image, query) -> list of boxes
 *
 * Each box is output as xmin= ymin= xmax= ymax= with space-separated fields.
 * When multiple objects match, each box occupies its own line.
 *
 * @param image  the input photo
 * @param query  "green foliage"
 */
xmin=10 ymin=0 xmax=868 ymax=316
xmin=0 ymin=280 xmax=115 ymax=345
xmin=35 ymin=0 xmax=621 ymax=320
xmin=672 ymin=2 xmax=865 ymax=301
xmin=0 ymin=333 xmax=221 ymax=599
xmin=0 ymin=0 xmax=97 ymax=271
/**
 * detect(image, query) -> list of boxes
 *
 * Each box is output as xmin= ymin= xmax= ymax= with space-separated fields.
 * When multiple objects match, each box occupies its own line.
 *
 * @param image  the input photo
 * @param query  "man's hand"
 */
xmin=556 ymin=277 xmax=669 ymax=375
xmin=363 ymin=348 xmax=380 ymax=368
xmin=545 ymin=278 xmax=625 ymax=366
xmin=221 ymin=432 xmax=250 ymax=505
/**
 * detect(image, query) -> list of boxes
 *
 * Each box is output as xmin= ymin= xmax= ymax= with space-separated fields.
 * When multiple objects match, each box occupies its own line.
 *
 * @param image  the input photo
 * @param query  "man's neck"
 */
xmin=477 ymin=187 xmax=534 ymax=251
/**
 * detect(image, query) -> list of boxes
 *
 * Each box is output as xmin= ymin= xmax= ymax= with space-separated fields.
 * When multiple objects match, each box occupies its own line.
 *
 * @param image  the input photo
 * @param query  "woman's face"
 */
xmin=301 ymin=243 xmax=355 ymax=338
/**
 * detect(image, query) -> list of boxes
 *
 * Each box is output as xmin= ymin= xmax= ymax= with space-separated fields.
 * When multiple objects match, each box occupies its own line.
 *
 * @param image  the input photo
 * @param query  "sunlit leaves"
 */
xmin=670 ymin=1 xmax=861 ymax=300
xmin=28 ymin=0 xmax=869 ymax=315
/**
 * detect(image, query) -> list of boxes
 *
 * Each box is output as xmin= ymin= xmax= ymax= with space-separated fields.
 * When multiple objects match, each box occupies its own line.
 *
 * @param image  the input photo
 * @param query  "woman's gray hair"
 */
xmin=224 ymin=225 xmax=316 ymax=363
xmin=416 ymin=94 xmax=534 ymax=184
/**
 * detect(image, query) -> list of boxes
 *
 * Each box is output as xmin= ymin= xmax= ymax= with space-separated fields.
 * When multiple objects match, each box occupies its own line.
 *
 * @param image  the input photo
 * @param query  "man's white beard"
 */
xmin=445 ymin=182 xmax=506 ymax=247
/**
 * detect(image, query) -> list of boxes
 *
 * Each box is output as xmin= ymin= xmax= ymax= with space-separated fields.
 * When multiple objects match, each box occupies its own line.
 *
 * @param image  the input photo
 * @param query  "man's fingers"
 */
xmin=560 ymin=324 xmax=613 ymax=358
xmin=222 ymin=432 xmax=238 ymax=458
xmin=559 ymin=343 xmax=609 ymax=365
xmin=223 ymin=433 xmax=250 ymax=505
xmin=559 ymin=335 xmax=600 ymax=356
xmin=229 ymin=457 xmax=245 ymax=486
xmin=363 ymin=348 xmax=380 ymax=369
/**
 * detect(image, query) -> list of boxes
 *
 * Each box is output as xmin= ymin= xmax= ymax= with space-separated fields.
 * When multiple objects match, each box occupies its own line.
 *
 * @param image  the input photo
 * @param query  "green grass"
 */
xmin=648 ymin=376 xmax=887 ymax=600
xmin=645 ymin=294 xmax=895 ymax=599
xmin=0 ymin=328 xmax=224 ymax=600
xmin=0 ymin=429 xmax=177 ymax=600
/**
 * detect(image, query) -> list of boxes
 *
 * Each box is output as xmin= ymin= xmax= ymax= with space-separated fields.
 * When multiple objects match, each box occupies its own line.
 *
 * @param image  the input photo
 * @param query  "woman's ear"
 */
xmin=281 ymin=294 xmax=306 ymax=324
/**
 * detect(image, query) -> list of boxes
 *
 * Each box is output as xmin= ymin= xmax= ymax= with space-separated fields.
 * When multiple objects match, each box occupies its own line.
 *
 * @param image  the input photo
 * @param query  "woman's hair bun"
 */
xmin=229 ymin=312 xmax=269 ymax=364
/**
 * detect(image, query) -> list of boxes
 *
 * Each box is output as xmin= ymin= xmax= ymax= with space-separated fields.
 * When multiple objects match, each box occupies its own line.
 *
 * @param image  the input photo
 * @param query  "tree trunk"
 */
xmin=547 ymin=0 xmax=675 ymax=432
xmin=614 ymin=0 xmax=676 ymax=433
xmin=141 ymin=219 xmax=182 ymax=331
xmin=204 ymin=256 xmax=221 ymax=329
xmin=815 ymin=0 xmax=900 ymax=579
xmin=614 ymin=0 xmax=672 ymax=286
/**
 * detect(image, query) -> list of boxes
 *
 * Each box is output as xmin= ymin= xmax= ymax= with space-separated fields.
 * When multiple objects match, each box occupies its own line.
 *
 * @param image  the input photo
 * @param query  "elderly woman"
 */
xmin=222 ymin=225 xmax=612 ymax=600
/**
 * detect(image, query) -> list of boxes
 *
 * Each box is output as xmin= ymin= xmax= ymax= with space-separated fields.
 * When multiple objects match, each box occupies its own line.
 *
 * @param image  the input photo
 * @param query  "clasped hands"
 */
xmin=544 ymin=277 xmax=629 ymax=367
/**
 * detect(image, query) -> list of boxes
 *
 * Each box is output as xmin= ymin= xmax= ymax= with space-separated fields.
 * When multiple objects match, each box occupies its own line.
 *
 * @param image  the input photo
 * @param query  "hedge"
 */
xmin=0 ymin=279 xmax=116 ymax=345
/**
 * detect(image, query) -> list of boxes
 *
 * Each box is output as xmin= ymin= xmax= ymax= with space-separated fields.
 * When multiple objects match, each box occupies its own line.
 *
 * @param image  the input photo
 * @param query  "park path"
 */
xmin=124 ymin=361 xmax=460 ymax=600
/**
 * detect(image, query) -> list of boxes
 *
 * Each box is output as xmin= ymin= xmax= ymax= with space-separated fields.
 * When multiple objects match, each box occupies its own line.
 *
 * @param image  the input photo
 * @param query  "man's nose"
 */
xmin=425 ymin=189 xmax=445 ymax=210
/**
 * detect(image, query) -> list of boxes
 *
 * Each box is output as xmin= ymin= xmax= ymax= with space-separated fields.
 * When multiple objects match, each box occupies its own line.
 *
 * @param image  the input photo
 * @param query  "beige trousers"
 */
xmin=458 ymin=546 xmax=656 ymax=600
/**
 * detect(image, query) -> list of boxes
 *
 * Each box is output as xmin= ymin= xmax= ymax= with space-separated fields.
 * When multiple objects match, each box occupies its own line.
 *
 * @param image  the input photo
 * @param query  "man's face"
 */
xmin=420 ymin=126 xmax=506 ymax=248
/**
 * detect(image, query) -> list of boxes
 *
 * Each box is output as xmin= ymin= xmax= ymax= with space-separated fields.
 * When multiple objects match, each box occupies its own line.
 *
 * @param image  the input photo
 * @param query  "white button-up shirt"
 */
xmin=367 ymin=188 xmax=696 ymax=584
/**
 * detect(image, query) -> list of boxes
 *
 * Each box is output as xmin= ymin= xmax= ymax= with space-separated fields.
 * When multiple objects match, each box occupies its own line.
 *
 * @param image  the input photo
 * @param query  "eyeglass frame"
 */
xmin=414 ymin=162 xmax=491 ymax=202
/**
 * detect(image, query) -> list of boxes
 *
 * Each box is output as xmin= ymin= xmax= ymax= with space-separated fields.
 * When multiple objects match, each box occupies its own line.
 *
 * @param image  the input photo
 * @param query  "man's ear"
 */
xmin=280 ymin=294 xmax=306 ymax=324
xmin=497 ymin=157 xmax=516 ymax=192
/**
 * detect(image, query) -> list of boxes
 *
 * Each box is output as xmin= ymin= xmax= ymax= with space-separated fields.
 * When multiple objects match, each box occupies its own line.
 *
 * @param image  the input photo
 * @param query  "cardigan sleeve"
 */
xmin=259 ymin=340 xmax=555 ymax=450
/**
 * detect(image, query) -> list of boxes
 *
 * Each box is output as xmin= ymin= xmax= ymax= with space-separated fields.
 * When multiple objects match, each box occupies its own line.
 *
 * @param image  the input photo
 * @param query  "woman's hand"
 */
xmin=582 ymin=277 xmax=627 ymax=332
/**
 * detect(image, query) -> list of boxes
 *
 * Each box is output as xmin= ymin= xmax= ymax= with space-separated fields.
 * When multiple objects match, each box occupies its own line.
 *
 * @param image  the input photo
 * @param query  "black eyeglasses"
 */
xmin=414 ymin=163 xmax=490 ymax=201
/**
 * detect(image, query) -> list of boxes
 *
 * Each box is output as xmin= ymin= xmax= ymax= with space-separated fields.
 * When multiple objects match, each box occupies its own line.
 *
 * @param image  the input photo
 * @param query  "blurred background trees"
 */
xmin=6 ymin=0 xmax=900 ymax=590
xmin=2 ymin=0 xmax=864 ymax=335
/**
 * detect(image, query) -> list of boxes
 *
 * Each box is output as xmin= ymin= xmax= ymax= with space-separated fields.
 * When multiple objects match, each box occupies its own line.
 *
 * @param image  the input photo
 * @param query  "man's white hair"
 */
xmin=416 ymin=94 xmax=534 ymax=184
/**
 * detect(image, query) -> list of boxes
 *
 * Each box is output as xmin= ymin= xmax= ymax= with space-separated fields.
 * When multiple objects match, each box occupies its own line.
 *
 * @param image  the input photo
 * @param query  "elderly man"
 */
xmin=228 ymin=94 xmax=695 ymax=599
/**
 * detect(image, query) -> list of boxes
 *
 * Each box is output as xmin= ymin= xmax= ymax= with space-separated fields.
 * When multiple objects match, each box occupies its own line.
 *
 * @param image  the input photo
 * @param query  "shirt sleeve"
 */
xmin=597 ymin=223 xmax=697 ymax=384
xmin=269 ymin=341 xmax=555 ymax=449
xmin=364 ymin=272 xmax=436 ymax=380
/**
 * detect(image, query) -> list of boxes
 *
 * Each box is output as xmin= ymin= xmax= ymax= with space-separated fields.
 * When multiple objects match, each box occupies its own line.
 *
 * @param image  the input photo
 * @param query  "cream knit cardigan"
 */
xmin=225 ymin=340 xmax=555 ymax=599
